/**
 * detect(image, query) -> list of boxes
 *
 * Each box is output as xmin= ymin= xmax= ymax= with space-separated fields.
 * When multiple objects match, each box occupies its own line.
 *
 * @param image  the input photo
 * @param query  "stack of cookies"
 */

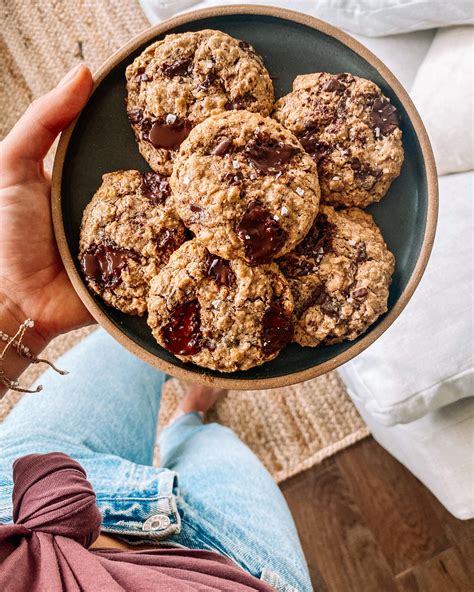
xmin=79 ymin=29 xmax=403 ymax=372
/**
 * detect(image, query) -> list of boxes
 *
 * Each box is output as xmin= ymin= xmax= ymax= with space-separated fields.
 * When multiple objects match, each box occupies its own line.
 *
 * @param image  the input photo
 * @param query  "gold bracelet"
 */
xmin=0 ymin=319 xmax=68 ymax=393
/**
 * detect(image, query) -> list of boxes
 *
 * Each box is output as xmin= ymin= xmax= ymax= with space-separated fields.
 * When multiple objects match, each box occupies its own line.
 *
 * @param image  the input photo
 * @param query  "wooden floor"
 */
xmin=281 ymin=437 xmax=474 ymax=592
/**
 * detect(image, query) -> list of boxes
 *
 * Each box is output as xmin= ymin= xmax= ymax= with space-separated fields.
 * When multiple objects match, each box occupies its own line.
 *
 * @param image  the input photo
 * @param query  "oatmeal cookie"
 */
xmin=278 ymin=205 xmax=395 ymax=346
xmin=171 ymin=110 xmax=320 ymax=265
xmin=126 ymin=30 xmax=274 ymax=175
xmin=79 ymin=170 xmax=186 ymax=315
xmin=147 ymin=240 xmax=294 ymax=372
xmin=272 ymin=73 xmax=404 ymax=208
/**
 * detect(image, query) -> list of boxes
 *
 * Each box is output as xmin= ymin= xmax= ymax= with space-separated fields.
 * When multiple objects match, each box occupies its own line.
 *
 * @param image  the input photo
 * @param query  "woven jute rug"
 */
xmin=0 ymin=0 xmax=369 ymax=482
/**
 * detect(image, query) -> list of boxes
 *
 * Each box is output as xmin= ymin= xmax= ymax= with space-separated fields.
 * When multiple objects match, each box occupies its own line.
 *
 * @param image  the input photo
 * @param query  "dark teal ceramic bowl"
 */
xmin=52 ymin=6 xmax=437 ymax=389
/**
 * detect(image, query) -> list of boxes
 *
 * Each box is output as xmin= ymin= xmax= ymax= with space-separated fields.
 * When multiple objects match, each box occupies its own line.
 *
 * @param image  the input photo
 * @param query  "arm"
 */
xmin=0 ymin=64 xmax=95 ymax=398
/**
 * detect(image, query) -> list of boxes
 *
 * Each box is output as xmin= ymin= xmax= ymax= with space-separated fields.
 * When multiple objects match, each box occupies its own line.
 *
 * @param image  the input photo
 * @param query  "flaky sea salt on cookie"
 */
xmin=171 ymin=110 xmax=320 ymax=265
xmin=126 ymin=29 xmax=274 ymax=175
xmin=273 ymin=73 xmax=404 ymax=208
xmin=79 ymin=170 xmax=186 ymax=315
xmin=278 ymin=205 xmax=395 ymax=346
xmin=147 ymin=240 xmax=294 ymax=372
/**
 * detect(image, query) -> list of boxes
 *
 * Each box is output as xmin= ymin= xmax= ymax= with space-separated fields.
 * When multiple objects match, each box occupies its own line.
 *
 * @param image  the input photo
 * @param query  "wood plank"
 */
xmin=396 ymin=547 xmax=472 ymax=592
xmin=336 ymin=438 xmax=449 ymax=574
xmin=282 ymin=459 xmax=396 ymax=592
xmin=426 ymin=488 xmax=474 ymax=583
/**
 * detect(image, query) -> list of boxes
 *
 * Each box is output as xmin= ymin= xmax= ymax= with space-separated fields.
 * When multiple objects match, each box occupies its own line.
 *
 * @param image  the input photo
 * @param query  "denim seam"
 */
xmin=176 ymin=497 xmax=297 ymax=590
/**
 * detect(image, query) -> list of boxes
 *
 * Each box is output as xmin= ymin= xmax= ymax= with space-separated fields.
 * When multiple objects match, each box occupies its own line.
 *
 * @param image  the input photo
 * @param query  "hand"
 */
xmin=0 ymin=65 xmax=95 ymax=349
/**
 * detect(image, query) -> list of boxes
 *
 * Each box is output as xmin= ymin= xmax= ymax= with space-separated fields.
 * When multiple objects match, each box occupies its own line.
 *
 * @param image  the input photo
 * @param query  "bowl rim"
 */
xmin=51 ymin=4 xmax=438 ymax=390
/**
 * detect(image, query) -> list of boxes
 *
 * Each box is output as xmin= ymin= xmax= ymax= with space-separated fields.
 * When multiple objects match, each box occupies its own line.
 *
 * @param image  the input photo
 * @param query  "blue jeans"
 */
xmin=0 ymin=329 xmax=312 ymax=592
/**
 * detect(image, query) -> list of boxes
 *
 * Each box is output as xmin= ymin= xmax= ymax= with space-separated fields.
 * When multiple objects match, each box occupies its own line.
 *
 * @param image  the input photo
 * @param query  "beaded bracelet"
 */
xmin=0 ymin=319 xmax=68 ymax=394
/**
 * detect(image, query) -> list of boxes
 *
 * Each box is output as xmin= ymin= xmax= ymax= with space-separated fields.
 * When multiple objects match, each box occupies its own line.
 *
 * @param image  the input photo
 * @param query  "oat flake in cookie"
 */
xmin=278 ymin=205 xmax=395 ymax=346
xmin=126 ymin=30 xmax=274 ymax=175
xmin=171 ymin=110 xmax=320 ymax=265
xmin=79 ymin=170 xmax=186 ymax=316
xmin=147 ymin=240 xmax=294 ymax=372
xmin=272 ymin=73 xmax=404 ymax=208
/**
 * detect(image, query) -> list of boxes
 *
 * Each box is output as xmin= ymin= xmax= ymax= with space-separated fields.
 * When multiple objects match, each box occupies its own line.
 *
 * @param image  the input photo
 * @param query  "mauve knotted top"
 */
xmin=0 ymin=452 xmax=274 ymax=592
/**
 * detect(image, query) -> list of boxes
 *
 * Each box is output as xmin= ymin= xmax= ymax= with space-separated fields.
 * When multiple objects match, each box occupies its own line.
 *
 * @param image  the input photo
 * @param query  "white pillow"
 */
xmin=140 ymin=0 xmax=474 ymax=36
xmin=410 ymin=26 xmax=474 ymax=175
xmin=339 ymin=171 xmax=474 ymax=426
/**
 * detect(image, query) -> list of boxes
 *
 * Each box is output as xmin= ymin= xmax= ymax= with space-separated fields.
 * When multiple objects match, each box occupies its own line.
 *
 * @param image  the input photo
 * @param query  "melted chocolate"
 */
xmin=238 ymin=40 xmax=251 ymax=51
xmin=81 ymin=244 xmax=136 ymax=289
xmin=204 ymin=251 xmax=234 ymax=287
xmin=236 ymin=201 xmax=287 ymax=264
xmin=162 ymin=299 xmax=202 ymax=355
xmin=141 ymin=172 xmax=171 ymax=205
xmin=262 ymin=300 xmax=294 ymax=355
xmin=370 ymin=97 xmax=400 ymax=135
xmin=213 ymin=137 xmax=233 ymax=156
xmin=244 ymin=135 xmax=299 ymax=174
xmin=149 ymin=120 xmax=192 ymax=150
xmin=162 ymin=58 xmax=192 ymax=78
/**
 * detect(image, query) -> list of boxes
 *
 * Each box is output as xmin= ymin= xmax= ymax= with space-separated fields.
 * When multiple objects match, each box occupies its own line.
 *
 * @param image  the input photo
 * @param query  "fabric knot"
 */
xmin=12 ymin=452 xmax=102 ymax=548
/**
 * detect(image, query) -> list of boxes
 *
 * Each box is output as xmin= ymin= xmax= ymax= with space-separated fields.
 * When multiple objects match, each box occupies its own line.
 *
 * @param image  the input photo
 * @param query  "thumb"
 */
xmin=2 ymin=64 xmax=93 ymax=164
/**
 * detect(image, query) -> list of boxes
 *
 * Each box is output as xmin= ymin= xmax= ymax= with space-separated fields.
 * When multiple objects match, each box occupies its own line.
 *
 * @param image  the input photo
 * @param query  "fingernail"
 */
xmin=58 ymin=64 xmax=82 ymax=87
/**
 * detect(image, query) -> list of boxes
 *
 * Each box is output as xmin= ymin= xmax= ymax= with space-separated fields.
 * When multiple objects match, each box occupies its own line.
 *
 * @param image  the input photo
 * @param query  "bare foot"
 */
xmin=169 ymin=384 xmax=227 ymax=423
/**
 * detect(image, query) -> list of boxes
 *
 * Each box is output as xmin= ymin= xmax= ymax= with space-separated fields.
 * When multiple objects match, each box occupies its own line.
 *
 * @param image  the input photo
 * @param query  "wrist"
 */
xmin=0 ymin=293 xmax=50 ymax=354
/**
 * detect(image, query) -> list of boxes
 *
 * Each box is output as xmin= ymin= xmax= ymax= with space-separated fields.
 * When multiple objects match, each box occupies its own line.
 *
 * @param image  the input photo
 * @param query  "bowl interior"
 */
xmin=60 ymin=11 xmax=428 ymax=383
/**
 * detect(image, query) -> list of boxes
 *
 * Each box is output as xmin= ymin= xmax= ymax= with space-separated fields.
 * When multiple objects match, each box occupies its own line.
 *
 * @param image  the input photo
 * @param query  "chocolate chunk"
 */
xmin=323 ymin=77 xmax=346 ymax=93
xmin=204 ymin=251 xmax=234 ymax=287
xmin=352 ymin=287 xmax=369 ymax=299
xmin=162 ymin=58 xmax=192 ymax=78
xmin=295 ymin=213 xmax=336 ymax=261
xmin=188 ymin=204 xmax=205 ymax=224
xmin=236 ymin=201 xmax=288 ymax=264
xmin=141 ymin=172 xmax=171 ymax=205
xmin=262 ymin=300 xmax=294 ymax=355
xmin=149 ymin=120 xmax=192 ymax=150
xmin=213 ymin=137 xmax=233 ymax=156
xmin=355 ymin=241 xmax=367 ymax=263
xmin=244 ymin=135 xmax=299 ymax=174
xmin=354 ymin=163 xmax=383 ymax=188
xmin=278 ymin=253 xmax=317 ymax=278
xmin=297 ymin=127 xmax=330 ymax=163
xmin=224 ymin=170 xmax=244 ymax=186
xmin=370 ymin=97 xmax=400 ymax=136
xmin=155 ymin=229 xmax=179 ymax=254
xmin=197 ymin=70 xmax=220 ymax=91
xmin=350 ymin=157 xmax=361 ymax=171
xmin=81 ymin=243 xmax=137 ymax=289
xmin=238 ymin=40 xmax=251 ymax=51
xmin=134 ymin=67 xmax=150 ymax=83
xmin=127 ymin=108 xmax=143 ymax=125
xmin=161 ymin=299 xmax=202 ymax=355
xmin=224 ymin=92 xmax=255 ymax=110
xmin=296 ymin=284 xmax=331 ymax=319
